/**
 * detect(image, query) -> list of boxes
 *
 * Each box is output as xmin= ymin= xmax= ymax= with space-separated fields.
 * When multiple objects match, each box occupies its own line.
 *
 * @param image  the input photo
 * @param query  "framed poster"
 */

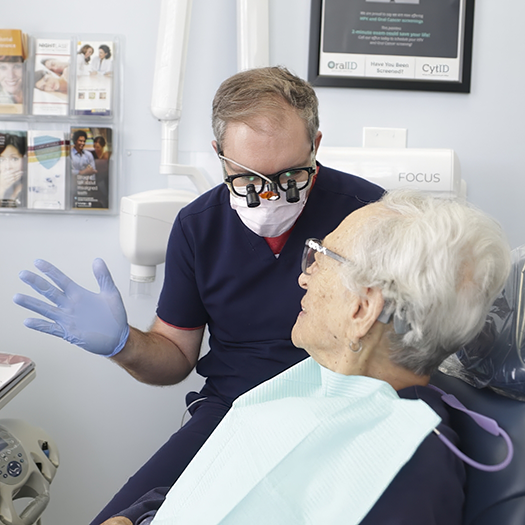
xmin=308 ymin=0 xmax=474 ymax=93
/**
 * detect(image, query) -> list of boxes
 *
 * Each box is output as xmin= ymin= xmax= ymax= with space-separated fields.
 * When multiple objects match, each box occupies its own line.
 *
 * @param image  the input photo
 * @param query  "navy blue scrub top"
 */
xmin=157 ymin=164 xmax=384 ymax=405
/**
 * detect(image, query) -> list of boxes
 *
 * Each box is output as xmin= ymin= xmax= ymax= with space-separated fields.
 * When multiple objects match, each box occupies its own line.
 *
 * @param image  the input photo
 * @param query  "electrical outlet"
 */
xmin=363 ymin=127 xmax=407 ymax=148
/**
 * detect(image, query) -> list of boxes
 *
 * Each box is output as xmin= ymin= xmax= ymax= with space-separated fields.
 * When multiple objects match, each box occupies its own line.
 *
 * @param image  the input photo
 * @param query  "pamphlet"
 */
xmin=0 ymin=29 xmax=27 ymax=115
xmin=0 ymin=130 xmax=27 ymax=208
xmin=27 ymin=131 xmax=67 ymax=210
xmin=0 ymin=353 xmax=34 ymax=389
xmin=74 ymin=40 xmax=114 ymax=116
xmin=0 ymin=363 xmax=24 ymax=387
xmin=70 ymin=127 xmax=112 ymax=209
xmin=32 ymin=38 xmax=71 ymax=116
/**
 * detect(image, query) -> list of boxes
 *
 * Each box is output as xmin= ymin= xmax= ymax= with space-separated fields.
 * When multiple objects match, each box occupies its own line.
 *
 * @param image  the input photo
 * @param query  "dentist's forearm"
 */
xmin=111 ymin=320 xmax=203 ymax=386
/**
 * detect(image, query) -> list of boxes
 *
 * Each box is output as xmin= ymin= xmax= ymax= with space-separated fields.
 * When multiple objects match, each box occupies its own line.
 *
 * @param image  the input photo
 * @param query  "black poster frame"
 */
xmin=308 ymin=0 xmax=475 ymax=93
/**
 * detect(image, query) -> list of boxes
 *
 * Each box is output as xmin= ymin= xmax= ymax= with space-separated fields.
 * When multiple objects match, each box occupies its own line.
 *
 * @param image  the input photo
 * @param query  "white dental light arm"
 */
xmin=120 ymin=0 xmax=210 ymax=289
xmin=237 ymin=0 xmax=270 ymax=71
xmin=151 ymin=0 xmax=270 ymax=188
xmin=151 ymin=0 xmax=191 ymax=122
xmin=151 ymin=0 xmax=210 ymax=193
xmin=151 ymin=0 xmax=188 ymax=172
xmin=121 ymin=0 xmax=271 ymax=288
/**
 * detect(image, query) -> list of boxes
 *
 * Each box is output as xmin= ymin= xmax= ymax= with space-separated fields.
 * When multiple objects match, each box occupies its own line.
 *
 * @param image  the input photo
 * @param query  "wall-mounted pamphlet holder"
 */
xmin=0 ymin=30 xmax=124 ymax=215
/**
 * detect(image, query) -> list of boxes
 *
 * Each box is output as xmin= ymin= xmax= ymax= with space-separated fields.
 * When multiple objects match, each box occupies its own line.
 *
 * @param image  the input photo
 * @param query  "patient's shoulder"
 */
xmin=360 ymin=385 xmax=466 ymax=525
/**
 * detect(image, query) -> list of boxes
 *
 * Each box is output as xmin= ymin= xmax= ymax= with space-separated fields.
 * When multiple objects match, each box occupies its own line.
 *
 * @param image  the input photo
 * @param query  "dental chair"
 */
xmin=431 ymin=371 xmax=525 ymax=525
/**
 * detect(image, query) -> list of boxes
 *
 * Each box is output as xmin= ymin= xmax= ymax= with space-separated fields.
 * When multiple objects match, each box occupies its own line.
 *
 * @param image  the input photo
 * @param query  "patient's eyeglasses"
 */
xmin=301 ymin=238 xmax=350 ymax=274
xmin=302 ymin=238 xmax=411 ymax=334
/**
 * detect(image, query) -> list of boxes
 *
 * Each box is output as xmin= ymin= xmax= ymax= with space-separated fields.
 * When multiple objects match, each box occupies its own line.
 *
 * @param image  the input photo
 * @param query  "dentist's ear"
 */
xmin=212 ymin=141 xmax=219 ymax=155
xmin=313 ymin=131 xmax=322 ymax=154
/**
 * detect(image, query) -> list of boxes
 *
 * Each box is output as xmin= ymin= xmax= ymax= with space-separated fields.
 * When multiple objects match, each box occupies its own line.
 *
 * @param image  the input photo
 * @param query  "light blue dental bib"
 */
xmin=152 ymin=358 xmax=440 ymax=525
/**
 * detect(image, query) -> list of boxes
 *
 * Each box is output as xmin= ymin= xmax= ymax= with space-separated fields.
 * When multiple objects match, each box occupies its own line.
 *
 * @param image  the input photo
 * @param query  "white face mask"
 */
xmin=230 ymin=189 xmax=309 ymax=238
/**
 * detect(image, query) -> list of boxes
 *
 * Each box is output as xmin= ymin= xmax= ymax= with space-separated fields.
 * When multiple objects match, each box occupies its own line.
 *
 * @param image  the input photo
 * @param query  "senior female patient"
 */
xmin=105 ymin=190 xmax=510 ymax=525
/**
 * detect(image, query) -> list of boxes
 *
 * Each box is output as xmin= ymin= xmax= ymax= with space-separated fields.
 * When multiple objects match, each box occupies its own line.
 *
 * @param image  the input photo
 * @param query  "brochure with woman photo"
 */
xmin=0 ymin=29 xmax=27 ymax=115
xmin=0 ymin=130 xmax=27 ymax=208
xmin=32 ymin=38 xmax=71 ymax=116
xmin=74 ymin=40 xmax=114 ymax=116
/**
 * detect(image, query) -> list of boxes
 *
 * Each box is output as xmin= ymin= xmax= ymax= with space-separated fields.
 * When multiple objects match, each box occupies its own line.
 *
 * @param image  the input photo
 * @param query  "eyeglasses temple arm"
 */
xmin=218 ymin=154 xmax=273 ymax=184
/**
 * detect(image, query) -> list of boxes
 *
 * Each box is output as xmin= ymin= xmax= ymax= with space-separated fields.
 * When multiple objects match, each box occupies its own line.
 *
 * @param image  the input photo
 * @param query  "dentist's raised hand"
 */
xmin=13 ymin=259 xmax=129 ymax=357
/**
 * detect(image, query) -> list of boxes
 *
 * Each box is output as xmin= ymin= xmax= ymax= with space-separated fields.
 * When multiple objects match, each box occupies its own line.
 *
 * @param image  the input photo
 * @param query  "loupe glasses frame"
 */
xmin=218 ymin=153 xmax=315 ymax=198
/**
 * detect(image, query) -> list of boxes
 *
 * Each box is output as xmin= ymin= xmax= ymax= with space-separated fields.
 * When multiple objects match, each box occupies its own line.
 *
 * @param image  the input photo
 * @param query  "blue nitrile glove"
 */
xmin=13 ymin=259 xmax=129 ymax=357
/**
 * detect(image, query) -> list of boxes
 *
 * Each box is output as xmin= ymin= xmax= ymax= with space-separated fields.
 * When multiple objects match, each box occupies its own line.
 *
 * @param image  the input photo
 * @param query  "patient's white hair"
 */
xmin=340 ymin=190 xmax=511 ymax=376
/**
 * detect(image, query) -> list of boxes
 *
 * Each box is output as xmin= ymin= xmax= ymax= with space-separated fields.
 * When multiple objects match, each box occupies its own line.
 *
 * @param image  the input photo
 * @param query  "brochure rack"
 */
xmin=0 ymin=31 xmax=124 ymax=215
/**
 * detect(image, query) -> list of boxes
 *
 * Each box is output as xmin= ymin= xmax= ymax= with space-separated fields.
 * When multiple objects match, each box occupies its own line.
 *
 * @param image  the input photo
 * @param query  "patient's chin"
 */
xmin=291 ymin=322 xmax=304 ymax=350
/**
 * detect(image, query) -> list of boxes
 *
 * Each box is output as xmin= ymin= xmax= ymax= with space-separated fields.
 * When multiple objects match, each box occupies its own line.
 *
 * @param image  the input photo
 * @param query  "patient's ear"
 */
xmin=348 ymin=287 xmax=384 ymax=339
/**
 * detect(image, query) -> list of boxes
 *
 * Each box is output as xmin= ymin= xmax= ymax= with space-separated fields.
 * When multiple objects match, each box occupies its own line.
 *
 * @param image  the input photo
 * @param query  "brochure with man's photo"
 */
xmin=74 ymin=40 xmax=114 ymax=116
xmin=70 ymin=126 xmax=112 ymax=209
xmin=27 ymin=130 xmax=67 ymax=210
xmin=0 ymin=130 xmax=27 ymax=208
xmin=32 ymin=39 xmax=71 ymax=116
xmin=0 ymin=29 xmax=27 ymax=115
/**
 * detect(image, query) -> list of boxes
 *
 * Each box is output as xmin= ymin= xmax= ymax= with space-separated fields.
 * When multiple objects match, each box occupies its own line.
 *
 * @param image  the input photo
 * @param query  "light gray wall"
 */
xmin=1 ymin=1 xmax=524 ymax=523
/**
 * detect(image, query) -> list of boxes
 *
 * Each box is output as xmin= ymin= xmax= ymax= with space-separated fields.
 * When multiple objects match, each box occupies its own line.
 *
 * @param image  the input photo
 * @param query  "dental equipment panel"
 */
xmin=0 ymin=355 xmax=59 ymax=525
xmin=0 ymin=419 xmax=59 ymax=525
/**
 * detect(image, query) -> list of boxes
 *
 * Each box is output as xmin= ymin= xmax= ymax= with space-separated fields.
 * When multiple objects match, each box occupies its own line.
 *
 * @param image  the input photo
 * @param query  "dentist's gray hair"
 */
xmin=212 ymin=66 xmax=319 ymax=149
xmin=340 ymin=190 xmax=511 ymax=376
